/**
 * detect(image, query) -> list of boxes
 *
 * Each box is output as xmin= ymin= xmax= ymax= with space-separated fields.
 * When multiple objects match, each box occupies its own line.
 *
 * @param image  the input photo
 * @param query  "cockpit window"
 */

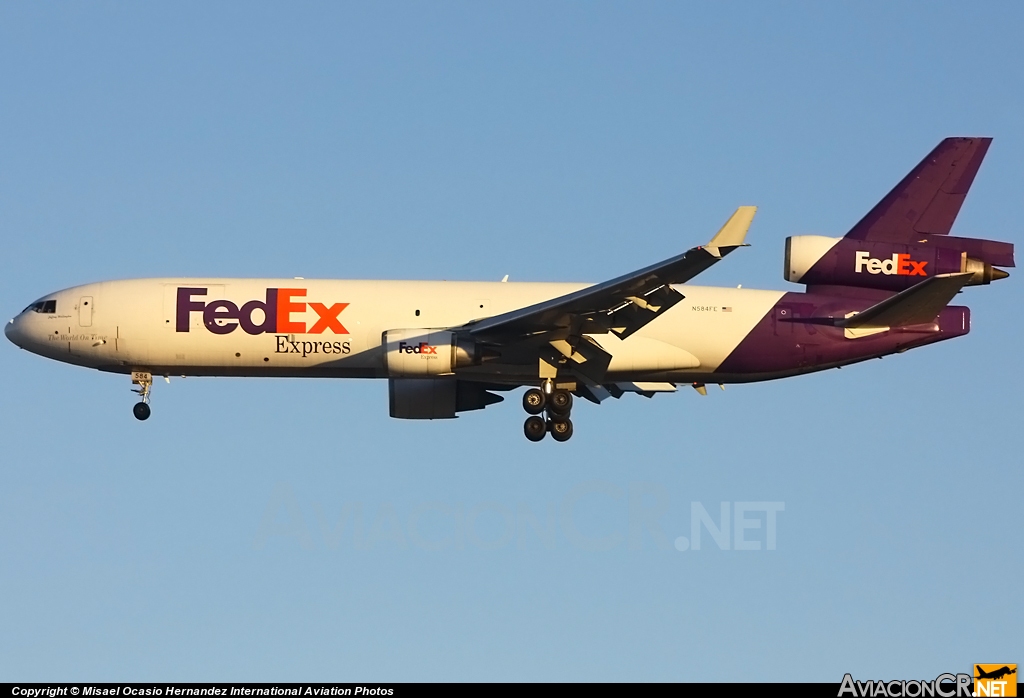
xmin=23 ymin=299 xmax=57 ymax=314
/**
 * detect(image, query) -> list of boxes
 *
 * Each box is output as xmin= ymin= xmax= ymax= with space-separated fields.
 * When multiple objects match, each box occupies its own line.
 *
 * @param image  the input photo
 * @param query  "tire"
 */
xmin=548 ymin=390 xmax=572 ymax=417
xmin=522 ymin=388 xmax=546 ymax=415
xmin=550 ymin=417 xmax=573 ymax=442
xmin=133 ymin=402 xmax=151 ymax=421
xmin=524 ymin=415 xmax=547 ymax=442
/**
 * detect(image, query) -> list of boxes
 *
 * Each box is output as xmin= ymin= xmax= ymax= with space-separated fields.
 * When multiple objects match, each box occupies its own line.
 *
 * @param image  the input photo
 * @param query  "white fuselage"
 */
xmin=6 ymin=277 xmax=785 ymax=381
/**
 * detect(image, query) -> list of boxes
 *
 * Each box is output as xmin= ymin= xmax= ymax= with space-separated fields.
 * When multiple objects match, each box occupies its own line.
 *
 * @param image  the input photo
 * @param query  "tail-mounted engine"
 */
xmin=382 ymin=328 xmax=493 ymax=377
xmin=784 ymin=235 xmax=1013 ymax=291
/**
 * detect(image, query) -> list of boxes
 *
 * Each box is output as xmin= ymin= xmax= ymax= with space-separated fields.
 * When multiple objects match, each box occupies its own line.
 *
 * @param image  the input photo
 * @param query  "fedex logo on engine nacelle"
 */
xmin=854 ymin=251 xmax=928 ymax=276
xmin=398 ymin=341 xmax=438 ymax=355
xmin=176 ymin=287 xmax=349 ymax=335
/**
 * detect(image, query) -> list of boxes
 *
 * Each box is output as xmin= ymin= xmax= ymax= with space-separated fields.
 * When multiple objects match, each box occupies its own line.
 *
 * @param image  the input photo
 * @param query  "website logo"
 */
xmin=176 ymin=287 xmax=349 ymax=336
xmin=838 ymin=667 xmax=1018 ymax=698
xmin=975 ymin=665 xmax=1017 ymax=697
xmin=839 ymin=673 xmax=971 ymax=697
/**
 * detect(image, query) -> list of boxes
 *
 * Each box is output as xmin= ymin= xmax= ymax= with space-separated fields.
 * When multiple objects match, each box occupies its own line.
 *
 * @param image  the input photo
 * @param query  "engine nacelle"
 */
xmin=784 ymin=235 xmax=1012 ymax=291
xmin=382 ymin=328 xmax=480 ymax=377
xmin=388 ymin=378 xmax=504 ymax=419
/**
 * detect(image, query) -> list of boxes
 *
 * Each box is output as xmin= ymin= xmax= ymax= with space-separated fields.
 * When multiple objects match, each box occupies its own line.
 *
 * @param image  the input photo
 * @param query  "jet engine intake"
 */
xmin=382 ymin=329 xmax=488 ymax=377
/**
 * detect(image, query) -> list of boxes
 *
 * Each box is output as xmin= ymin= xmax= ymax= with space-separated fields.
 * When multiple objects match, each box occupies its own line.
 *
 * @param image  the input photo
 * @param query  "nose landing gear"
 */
xmin=521 ymin=382 xmax=574 ymax=442
xmin=131 ymin=371 xmax=152 ymax=421
xmin=133 ymin=402 xmax=151 ymax=421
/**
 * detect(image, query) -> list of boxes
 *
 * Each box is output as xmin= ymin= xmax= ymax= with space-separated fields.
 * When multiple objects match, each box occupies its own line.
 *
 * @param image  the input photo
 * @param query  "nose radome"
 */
xmin=5 ymin=316 xmax=25 ymax=348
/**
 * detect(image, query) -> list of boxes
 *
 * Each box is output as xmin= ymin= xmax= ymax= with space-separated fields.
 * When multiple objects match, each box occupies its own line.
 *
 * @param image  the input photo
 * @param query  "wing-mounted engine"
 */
xmin=389 ymin=378 xmax=504 ymax=419
xmin=382 ymin=328 xmax=495 ymax=377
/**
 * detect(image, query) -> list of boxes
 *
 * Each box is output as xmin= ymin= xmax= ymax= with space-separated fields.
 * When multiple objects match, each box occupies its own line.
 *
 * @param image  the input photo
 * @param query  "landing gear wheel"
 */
xmin=130 ymin=371 xmax=153 ymax=420
xmin=548 ymin=390 xmax=572 ymax=417
xmin=523 ymin=388 xmax=546 ymax=415
xmin=524 ymin=415 xmax=547 ymax=442
xmin=549 ymin=417 xmax=573 ymax=442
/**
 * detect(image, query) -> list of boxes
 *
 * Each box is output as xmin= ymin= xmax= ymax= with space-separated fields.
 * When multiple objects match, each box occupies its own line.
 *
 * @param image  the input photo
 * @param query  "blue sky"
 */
xmin=1 ymin=1 xmax=1021 ymax=681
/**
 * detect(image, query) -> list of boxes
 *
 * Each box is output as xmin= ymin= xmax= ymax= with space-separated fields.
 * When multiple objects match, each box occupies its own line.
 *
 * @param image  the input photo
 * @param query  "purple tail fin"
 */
xmin=844 ymin=137 xmax=991 ymax=242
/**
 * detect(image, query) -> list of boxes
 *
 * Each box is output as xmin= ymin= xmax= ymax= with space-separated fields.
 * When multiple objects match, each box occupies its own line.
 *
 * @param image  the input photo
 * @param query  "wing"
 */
xmin=464 ymin=206 xmax=756 ymax=344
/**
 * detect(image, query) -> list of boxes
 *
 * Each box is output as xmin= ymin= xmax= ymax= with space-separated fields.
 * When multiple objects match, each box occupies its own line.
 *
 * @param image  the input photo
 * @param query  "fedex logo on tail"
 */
xmin=176 ymin=287 xmax=349 ymax=335
xmin=854 ymin=251 xmax=928 ymax=277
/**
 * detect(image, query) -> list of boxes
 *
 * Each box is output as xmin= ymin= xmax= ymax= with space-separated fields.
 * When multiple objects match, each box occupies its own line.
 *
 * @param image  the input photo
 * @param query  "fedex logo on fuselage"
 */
xmin=176 ymin=287 xmax=349 ymax=335
xmin=398 ymin=341 xmax=438 ymax=356
xmin=854 ymin=251 xmax=928 ymax=276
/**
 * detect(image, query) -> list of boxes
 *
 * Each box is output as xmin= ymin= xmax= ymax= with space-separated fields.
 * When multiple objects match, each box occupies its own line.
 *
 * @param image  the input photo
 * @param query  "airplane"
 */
xmin=975 ymin=666 xmax=1016 ymax=681
xmin=5 ymin=137 xmax=1013 ymax=441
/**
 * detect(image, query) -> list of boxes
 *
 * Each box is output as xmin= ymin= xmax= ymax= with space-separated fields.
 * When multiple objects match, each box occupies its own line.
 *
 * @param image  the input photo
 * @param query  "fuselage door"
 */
xmin=79 ymin=296 xmax=94 ymax=327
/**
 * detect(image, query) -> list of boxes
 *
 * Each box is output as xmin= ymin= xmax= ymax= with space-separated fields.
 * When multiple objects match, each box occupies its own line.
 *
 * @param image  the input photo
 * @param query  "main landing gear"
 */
xmin=131 ymin=371 xmax=152 ymax=421
xmin=522 ymin=381 xmax=574 ymax=442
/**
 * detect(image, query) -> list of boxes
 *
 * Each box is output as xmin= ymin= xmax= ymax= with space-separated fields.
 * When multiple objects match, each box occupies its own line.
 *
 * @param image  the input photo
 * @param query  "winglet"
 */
xmin=706 ymin=206 xmax=756 ymax=256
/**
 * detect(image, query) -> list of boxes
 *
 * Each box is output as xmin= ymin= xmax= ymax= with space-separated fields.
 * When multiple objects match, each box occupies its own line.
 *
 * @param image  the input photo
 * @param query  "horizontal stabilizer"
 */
xmin=838 ymin=272 xmax=973 ymax=330
xmin=845 ymin=137 xmax=991 ymax=242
